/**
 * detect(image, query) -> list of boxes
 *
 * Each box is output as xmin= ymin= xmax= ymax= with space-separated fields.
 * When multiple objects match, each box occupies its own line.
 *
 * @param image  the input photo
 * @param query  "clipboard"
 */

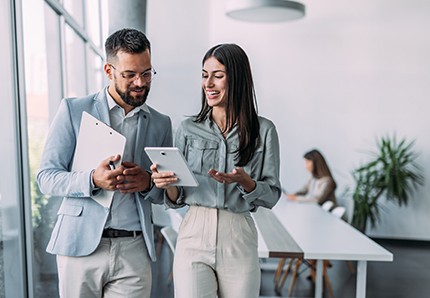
xmin=72 ymin=112 xmax=126 ymax=207
xmin=144 ymin=147 xmax=199 ymax=187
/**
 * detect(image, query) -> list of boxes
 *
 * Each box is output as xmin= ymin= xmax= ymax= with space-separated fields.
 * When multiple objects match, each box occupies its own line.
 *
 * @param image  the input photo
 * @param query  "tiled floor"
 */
xmin=35 ymin=230 xmax=430 ymax=298
xmin=258 ymin=239 xmax=430 ymax=298
xmin=152 ymin=235 xmax=430 ymax=298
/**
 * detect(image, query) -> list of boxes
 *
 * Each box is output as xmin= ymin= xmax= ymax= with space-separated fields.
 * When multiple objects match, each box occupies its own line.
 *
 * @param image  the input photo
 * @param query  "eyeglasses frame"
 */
xmin=109 ymin=64 xmax=157 ymax=83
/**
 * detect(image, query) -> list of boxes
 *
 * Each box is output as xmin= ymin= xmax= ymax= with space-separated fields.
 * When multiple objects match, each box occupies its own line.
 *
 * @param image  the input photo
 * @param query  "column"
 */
xmin=108 ymin=0 xmax=147 ymax=34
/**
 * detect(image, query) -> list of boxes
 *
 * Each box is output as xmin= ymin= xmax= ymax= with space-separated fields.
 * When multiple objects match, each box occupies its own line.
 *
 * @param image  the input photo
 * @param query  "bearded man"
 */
xmin=37 ymin=28 xmax=172 ymax=298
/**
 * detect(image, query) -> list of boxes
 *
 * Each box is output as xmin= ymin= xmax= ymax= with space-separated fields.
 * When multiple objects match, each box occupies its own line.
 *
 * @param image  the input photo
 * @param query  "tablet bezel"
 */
xmin=144 ymin=147 xmax=199 ymax=187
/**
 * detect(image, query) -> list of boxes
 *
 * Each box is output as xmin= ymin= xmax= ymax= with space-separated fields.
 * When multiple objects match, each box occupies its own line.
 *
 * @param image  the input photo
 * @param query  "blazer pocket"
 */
xmin=57 ymin=204 xmax=83 ymax=216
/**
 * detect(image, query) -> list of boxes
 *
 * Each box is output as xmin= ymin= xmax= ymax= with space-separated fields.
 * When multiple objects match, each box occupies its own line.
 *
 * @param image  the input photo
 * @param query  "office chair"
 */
xmin=161 ymin=226 xmax=178 ymax=254
xmin=331 ymin=206 xmax=346 ymax=219
xmin=273 ymin=258 xmax=295 ymax=294
xmin=321 ymin=200 xmax=334 ymax=211
xmin=287 ymin=258 xmax=334 ymax=298
xmin=152 ymin=204 xmax=171 ymax=257
xmin=160 ymin=226 xmax=178 ymax=284
xmin=287 ymin=206 xmax=348 ymax=298
xmin=158 ymin=208 xmax=184 ymax=285
xmin=167 ymin=208 xmax=184 ymax=233
xmin=331 ymin=205 xmax=356 ymax=274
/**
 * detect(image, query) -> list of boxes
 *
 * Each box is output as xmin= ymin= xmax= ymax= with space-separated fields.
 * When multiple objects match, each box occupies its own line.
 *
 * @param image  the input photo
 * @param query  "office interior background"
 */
xmin=0 ymin=0 xmax=429 ymax=297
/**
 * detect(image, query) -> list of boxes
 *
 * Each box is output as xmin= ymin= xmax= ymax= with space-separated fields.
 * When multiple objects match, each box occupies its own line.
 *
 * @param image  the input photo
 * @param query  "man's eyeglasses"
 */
xmin=109 ymin=64 xmax=157 ymax=83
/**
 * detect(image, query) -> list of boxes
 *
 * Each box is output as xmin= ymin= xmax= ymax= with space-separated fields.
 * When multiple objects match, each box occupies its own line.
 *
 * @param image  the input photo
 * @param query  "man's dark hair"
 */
xmin=105 ymin=28 xmax=151 ymax=63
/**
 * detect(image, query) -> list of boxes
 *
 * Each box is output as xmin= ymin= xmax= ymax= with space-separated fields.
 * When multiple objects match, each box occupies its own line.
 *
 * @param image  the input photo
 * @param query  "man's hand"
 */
xmin=92 ymin=155 xmax=124 ymax=191
xmin=113 ymin=161 xmax=151 ymax=193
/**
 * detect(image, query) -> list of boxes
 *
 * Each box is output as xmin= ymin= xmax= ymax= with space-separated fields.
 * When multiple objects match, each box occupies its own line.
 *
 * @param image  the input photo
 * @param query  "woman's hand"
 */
xmin=287 ymin=194 xmax=297 ymax=201
xmin=150 ymin=163 xmax=179 ymax=202
xmin=208 ymin=167 xmax=256 ymax=193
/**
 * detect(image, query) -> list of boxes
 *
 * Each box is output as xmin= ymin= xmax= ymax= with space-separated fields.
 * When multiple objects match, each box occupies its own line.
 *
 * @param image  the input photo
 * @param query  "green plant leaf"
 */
xmin=351 ymin=134 xmax=424 ymax=230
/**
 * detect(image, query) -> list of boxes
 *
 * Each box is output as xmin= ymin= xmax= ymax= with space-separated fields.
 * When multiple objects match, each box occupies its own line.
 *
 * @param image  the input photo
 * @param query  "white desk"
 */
xmin=269 ymin=198 xmax=393 ymax=298
xmin=253 ymin=206 xmax=303 ymax=259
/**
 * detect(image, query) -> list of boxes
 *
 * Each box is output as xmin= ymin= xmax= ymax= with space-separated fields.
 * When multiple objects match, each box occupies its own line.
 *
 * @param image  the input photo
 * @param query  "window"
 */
xmin=0 ymin=0 xmax=28 ymax=297
xmin=20 ymin=0 xmax=106 ymax=296
xmin=64 ymin=25 xmax=87 ymax=97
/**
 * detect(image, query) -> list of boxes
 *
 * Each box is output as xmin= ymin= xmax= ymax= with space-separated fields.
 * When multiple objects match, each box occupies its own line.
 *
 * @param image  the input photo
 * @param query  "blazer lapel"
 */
xmin=94 ymin=88 xmax=111 ymax=125
xmin=134 ymin=110 xmax=150 ymax=165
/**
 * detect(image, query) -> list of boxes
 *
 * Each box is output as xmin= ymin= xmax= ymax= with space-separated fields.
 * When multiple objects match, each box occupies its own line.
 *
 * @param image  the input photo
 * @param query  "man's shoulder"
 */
xmin=146 ymin=105 xmax=171 ymax=121
xmin=63 ymin=90 xmax=103 ymax=105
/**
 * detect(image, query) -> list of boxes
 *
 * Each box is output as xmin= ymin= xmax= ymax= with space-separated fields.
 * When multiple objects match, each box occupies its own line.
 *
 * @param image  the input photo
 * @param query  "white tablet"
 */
xmin=144 ymin=147 xmax=199 ymax=187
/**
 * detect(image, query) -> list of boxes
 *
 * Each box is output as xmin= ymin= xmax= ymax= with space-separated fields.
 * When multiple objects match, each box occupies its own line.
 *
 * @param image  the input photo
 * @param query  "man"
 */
xmin=37 ymin=28 xmax=172 ymax=297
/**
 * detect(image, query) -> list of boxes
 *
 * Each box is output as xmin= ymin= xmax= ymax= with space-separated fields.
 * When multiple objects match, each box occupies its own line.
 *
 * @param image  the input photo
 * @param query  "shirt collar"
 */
xmin=204 ymin=109 xmax=238 ymax=131
xmin=105 ymin=88 xmax=150 ymax=114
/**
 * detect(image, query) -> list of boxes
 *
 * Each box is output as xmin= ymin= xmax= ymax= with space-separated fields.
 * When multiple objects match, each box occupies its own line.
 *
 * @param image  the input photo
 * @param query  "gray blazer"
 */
xmin=37 ymin=88 xmax=172 ymax=261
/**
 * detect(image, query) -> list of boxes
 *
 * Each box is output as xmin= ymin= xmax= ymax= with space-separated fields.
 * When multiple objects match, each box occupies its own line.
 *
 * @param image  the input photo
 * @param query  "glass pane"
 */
xmin=1 ymin=0 xmax=27 ymax=297
xmin=63 ymin=0 xmax=84 ymax=26
xmin=64 ymin=25 xmax=86 ymax=97
xmin=85 ymin=0 xmax=101 ymax=47
xmin=23 ymin=1 xmax=60 ymax=297
xmin=87 ymin=49 xmax=104 ymax=94
xmin=100 ymin=0 xmax=109 ymax=42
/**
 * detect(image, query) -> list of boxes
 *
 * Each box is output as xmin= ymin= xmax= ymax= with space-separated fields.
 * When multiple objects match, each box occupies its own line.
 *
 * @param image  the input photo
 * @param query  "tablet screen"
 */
xmin=144 ymin=147 xmax=199 ymax=187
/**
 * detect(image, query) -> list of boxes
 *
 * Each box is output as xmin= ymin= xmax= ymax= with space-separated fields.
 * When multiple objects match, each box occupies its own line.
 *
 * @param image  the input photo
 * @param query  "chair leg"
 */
xmin=166 ymin=250 xmax=174 ymax=285
xmin=155 ymin=228 xmax=165 ymax=257
xmin=275 ymin=258 xmax=294 ymax=293
xmin=306 ymin=259 xmax=316 ymax=282
xmin=346 ymin=260 xmax=356 ymax=274
xmin=274 ymin=258 xmax=286 ymax=285
xmin=323 ymin=261 xmax=335 ymax=298
xmin=288 ymin=259 xmax=302 ymax=296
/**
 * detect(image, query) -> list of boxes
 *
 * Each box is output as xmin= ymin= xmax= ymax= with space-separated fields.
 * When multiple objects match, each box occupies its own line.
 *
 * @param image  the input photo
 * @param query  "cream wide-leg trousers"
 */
xmin=173 ymin=205 xmax=261 ymax=298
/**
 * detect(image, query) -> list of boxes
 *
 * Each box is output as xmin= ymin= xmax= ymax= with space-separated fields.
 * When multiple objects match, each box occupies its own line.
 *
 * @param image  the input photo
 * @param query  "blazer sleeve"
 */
xmin=142 ymin=122 xmax=173 ymax=205
xmin=37 ymin=99 xmax=94 ymax=197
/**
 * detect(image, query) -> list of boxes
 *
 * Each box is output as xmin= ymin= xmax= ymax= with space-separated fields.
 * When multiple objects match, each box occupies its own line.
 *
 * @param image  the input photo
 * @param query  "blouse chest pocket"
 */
xmin=186 ymin=139 xmax=219 ymax=174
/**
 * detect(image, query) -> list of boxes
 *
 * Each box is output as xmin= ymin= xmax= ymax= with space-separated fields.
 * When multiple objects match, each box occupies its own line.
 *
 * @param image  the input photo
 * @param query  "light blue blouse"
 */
xmin=167 ymin=115 xmax=282 ymax=213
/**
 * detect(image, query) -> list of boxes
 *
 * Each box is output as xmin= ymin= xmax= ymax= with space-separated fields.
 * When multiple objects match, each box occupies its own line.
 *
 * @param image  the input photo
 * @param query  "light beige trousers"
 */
xmin=173 ymin=206 xmax=261 ymax=298
xmin=56 ymin=235 xmax=151 ymax=298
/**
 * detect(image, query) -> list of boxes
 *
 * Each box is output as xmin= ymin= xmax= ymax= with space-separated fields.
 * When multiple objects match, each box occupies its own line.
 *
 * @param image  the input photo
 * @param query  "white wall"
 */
xmin=146 ymin=0 xmax=208 ymax=131
xmin=147 ymin=0 xmax=430 ymax=240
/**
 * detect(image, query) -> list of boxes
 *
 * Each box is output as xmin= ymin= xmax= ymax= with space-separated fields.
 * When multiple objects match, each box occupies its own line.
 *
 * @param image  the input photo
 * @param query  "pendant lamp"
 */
xmin=226 ymin=0 xmax=305 ymax=22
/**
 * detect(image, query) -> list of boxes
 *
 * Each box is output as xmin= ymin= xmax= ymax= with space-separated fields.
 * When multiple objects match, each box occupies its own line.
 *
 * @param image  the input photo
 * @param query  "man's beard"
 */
xmin=115 ymin=82 xmax=150 ymax=108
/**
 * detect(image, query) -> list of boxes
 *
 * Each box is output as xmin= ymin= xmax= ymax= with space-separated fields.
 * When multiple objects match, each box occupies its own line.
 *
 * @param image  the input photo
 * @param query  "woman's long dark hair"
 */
xmin=195 ymin=44 xmax=260 ymax=167
xmin=304 ymin=149 xmax=337 ymax=188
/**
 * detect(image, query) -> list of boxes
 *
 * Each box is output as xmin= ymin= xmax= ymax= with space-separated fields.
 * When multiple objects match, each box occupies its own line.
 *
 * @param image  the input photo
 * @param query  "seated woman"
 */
xmin=287 ymin=149 xmax=337 ymax=206
xmin=286 ymin=149 xmax=338 ymax=292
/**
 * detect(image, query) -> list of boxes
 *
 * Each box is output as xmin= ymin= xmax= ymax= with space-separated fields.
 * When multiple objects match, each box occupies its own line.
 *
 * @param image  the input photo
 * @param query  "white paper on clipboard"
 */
xmin=72 ymin=112 xmax=126 ymax=208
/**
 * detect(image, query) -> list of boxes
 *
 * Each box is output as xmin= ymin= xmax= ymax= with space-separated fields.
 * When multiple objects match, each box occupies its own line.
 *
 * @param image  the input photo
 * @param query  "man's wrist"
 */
xmin=90 ymin=169 xmax=101 ymax=195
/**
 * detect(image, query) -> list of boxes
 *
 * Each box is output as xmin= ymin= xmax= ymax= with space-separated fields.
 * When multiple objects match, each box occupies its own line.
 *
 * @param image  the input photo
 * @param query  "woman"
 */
xmin=287 ymin=149 xmax=337 ymax=206
xmin=151 ymin=43 xmax=281 ymax=297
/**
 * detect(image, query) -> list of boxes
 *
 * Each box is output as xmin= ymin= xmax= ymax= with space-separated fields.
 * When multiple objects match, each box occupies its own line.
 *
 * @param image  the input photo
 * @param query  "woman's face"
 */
xmin=305 ymin=158 xmax=313 ymax=173
xmin=202 ymin=56 xmax=227 ymax=108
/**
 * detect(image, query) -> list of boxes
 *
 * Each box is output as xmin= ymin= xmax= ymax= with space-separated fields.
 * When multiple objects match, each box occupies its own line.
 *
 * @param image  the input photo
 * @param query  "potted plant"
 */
xmin=351 ymin=135 xmax=424 ymax=232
